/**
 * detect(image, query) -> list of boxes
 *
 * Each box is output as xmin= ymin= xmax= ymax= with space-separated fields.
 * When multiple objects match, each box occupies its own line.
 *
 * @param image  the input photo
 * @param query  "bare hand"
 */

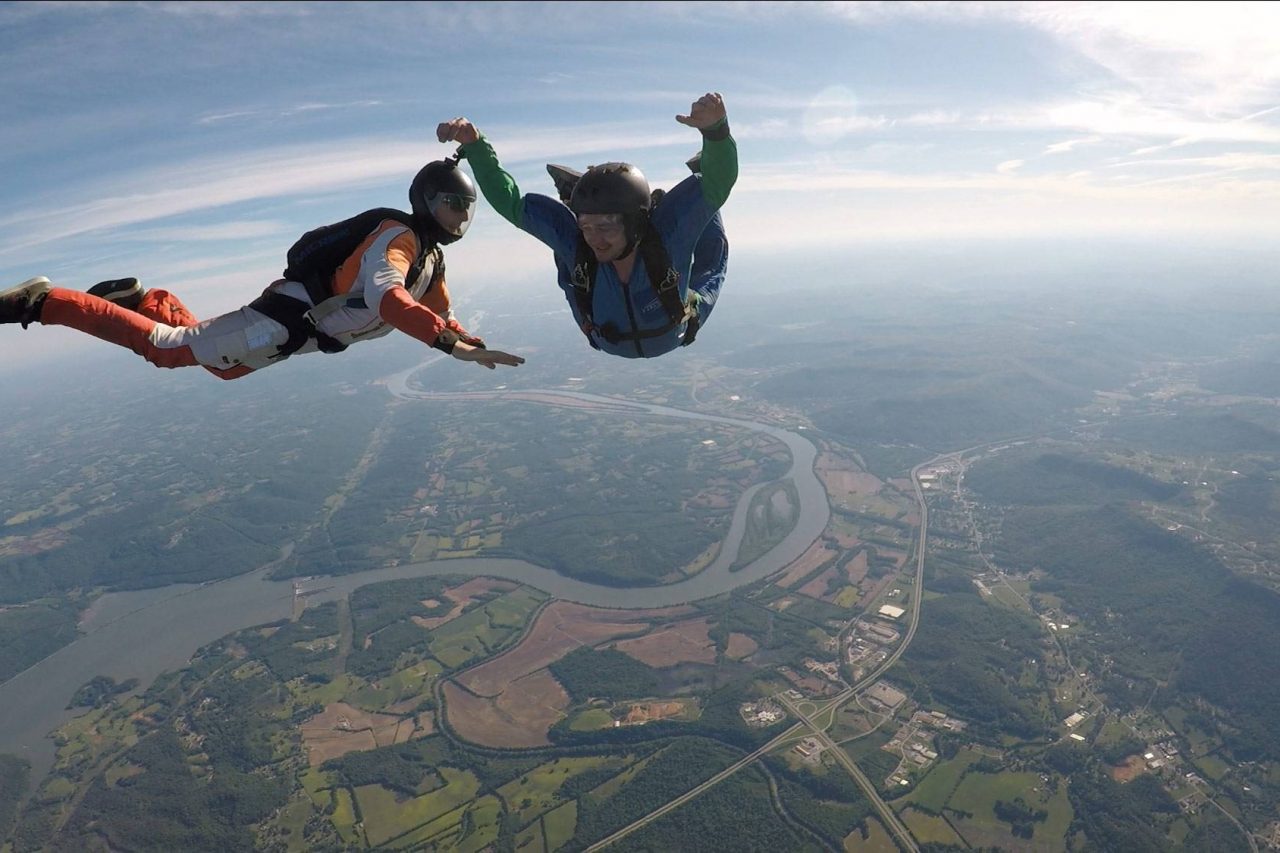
xmin=437 ymin=117 xmax=480 ymax=146
xmin=451 ymin=341 xmax=524 ymax=370
xmin=676 ymin=93 xmax=727 ymax=130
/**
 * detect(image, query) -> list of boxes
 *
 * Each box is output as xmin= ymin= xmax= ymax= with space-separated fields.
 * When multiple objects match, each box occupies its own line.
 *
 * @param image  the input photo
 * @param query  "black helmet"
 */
xmin=570 ymin=163 xmax=651 ymax=250
xmin=409 ymin=159 xmax=477 ymax=245
xmin=569 ymin=163 xmax=651 ymax=217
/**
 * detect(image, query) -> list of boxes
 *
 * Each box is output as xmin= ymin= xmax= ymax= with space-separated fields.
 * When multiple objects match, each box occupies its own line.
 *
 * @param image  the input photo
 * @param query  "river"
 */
xmin=0 ymin=363 xmax=829 ymax=784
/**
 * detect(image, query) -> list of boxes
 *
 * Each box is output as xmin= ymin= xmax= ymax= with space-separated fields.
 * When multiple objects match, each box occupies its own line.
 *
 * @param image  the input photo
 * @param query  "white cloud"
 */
xmin=0 ymin=122 xmax=699 ymax=260
xmin=1110 ymin=153 xmax=1280 ymax=172
xmin=996 ymin=159 xmax=1025 ymax=175
xmin=119 ymin=221 xmax=295 ymax=242
xmin=197 ymin=100 xmax=385 ymax=126
xmin=1044 ymin=135 xmax=1102 ymax=154
xmin=821 ymin=2 xmax=1280 ymax=148
xmin=1042 ymin=98 xmax=1280 ymax=144
xmin=1010 ymin=2 xmax=1280 ymax=116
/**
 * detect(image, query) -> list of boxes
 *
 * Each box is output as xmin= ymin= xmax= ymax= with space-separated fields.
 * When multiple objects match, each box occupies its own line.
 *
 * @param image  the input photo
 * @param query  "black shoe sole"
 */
xmin=89 ymin=277 xmax=143 ymax=311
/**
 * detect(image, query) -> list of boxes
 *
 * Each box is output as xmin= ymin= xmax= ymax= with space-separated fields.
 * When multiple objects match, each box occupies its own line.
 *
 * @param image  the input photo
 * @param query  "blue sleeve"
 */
xmin=689 ymin=212 xmax=728 ymax=325
xmin=515 ymin=193 xmax=580 ymax=256
xmin=652 ymin=175 xmax=717 ymax=270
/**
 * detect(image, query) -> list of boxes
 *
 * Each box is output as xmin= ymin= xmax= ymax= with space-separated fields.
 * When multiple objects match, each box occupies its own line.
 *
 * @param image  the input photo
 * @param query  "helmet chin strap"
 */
xmin=619 ymin=211 xmax=647 ymax=258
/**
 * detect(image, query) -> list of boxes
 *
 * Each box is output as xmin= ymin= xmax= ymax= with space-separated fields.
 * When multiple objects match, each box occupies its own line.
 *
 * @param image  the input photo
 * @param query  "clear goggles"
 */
xmin=576 ymin=213 xmax=625 ymax=239
xmin=427 ymin=192 xmax=476 ymax=236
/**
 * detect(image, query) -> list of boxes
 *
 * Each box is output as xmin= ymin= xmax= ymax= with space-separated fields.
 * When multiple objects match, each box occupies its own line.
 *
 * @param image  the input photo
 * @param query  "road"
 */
xmin=778 ymin=693 xmax=920 ymax=852
xmin=587 ymin=448 xmax=956 ymax=850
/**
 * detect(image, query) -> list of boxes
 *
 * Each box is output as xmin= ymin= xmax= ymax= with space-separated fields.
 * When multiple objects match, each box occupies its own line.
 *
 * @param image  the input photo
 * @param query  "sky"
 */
xmin=1 ymin=0 xmax=1278 ymax=372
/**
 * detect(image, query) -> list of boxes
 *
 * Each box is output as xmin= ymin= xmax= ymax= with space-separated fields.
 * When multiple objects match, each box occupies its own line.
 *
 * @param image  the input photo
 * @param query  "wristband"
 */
xmin=700 ymin=118 xmax=731 ymax=142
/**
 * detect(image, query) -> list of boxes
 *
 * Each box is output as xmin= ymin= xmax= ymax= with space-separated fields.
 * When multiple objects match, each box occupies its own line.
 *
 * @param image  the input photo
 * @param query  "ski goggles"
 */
xmin=428 ymin=192 xmax=476 ymax=236
xmin=576 ymin=213 xmax=625 ymax=239
xmin=433 ymin=192 xmax=474 ymax=213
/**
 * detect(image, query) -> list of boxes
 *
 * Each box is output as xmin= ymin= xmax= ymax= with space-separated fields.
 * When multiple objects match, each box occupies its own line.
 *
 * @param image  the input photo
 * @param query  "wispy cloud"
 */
xmin=198 ymin=100 xmax=384 ymax=125
xmin=0 ymin=122 xmax=703 ymax=260
xmin=1010 ymin=1 xmax=1280 ymax=117
xmin=996 ymin=159 xmax=1025 ymax=175
xmin=820 ymin=2 xmax=1280 ymax=147
xmin=118 ymin=221 xmax=296 ymax=242
xmin=1110 ymin=153 xmax=1280 ymax=171
xmin=739 ymin=161 xmax=1280 ymax=207
xmin=1044 ymin=135 xmax=1102 ymax=154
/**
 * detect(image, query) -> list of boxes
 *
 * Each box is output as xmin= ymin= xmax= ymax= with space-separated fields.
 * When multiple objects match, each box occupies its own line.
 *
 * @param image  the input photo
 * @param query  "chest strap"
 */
xmin=571 ymin=217 xmax=692 ymax=345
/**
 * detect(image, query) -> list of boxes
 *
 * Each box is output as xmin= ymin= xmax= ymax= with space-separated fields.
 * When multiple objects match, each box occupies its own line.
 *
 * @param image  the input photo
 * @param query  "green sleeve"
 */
xmin=461 ymin=135 xmax=525 ymax=228
xmin=699 ymin=124 xmax=738 ymax=210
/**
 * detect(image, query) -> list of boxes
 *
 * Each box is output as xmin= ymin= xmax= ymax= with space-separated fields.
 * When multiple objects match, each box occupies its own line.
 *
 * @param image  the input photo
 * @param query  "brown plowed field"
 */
xmin=774 ymin=538 xmax=838 ymax=588
xmin=816 ymin=455 xmax=885 ymax=502
xmin=299 ymin=702 xmax=418 ymax=766
xmin=442 ymin=601 xmax=698 ymax=746
xmin=456 ymin=601 xmax=686 ymax=698
xmin=799 ymin=566 xmax=839 ymax=600
xmin=443 ymin=671 xmax=570 ymax=748
xmin=725 ymin=632 xmax=758 ymax=660
xmin=844 ymin=550 xmax=869 ymax=584
xmin=612 ymin=617 xmax=717 ymax=666
xmin=1110 ymin=755 xmax=1148 ymax=783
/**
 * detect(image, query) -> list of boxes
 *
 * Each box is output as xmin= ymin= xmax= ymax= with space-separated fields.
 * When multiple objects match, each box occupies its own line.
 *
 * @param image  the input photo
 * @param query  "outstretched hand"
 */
xmin=437 ymin=117 xmax=481 ymax=146
xmin=451 ymin=341 xmax=525 ymax=370
xmin=676 ymin=93 xmax=727 ymax=130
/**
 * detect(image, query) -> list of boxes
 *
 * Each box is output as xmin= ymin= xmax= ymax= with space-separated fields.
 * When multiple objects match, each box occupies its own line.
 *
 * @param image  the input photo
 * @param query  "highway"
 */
xmin=589 ymin=450 xmax=954 ymax=850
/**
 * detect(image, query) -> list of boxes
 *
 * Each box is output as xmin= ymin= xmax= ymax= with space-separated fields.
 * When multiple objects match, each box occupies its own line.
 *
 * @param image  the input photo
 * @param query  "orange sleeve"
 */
xmin=421 ymin=272 xmax=452 ymax=317
xmin=380 ymin=286 xmax=447 ymax=346
xmin=420 ymin=269 xmax=478 ymax=341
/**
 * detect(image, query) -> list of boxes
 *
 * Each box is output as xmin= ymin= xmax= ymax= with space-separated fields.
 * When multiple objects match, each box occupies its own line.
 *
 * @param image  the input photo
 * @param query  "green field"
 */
xmin=901 ymin=806 xmax=966 ymax=846
xmin=291 ymin=673 xmax=360 ymax=707
xmin=569 ymin=708 xmax=615 ymax=731
xmin=1193 ymin=753 xmax=1231 ymax=780
xmin=901 ymin=747 xmax=981 ymax=811
xmin=332 ymin=787 xmax=361 ymax=844
xmin=387 ymin=794 xmax=502 ymax=851
xmin=515 ymin=821 xmax=546 ymax=853
xmin=274 ymin=795 xmax=315 ymax=853
xmin=356 ymin=659 xmax=443 ymax=708
xmin=987 ymin=583 xmax=1028 ymax=609
xmin=498 ymin=756 xmax=626 ymax=828
xmin=355 ymin=768 xmax=481 ymax=847
xmin=427 ymin=589 xmax=541 ymax=669
xmin=834 ymin=585 xmax=861 ymax=608
xmin=947 ymin=770 xmax=1072 ymax=851
xmin=543 ymin=800 xmax=578 ymax=851
xmin=299 ymin=768 xmax=334 ymax=807
xmin=844 ymin=816 xmax=899 ymax=852
xmin=485 ymin=587 xmax=545 ymax=628
xmin=458 ymin=797 xmax=504 ymax=852
xmin=1163 ymin=706 xmax=1222 ymax=757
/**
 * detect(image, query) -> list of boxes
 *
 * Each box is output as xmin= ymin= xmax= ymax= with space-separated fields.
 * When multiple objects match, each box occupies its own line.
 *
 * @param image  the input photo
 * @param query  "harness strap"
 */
xmin=292 ymin=214 xmax=436 ymax=308
xmin=247 ymin=290 xmax=348 ymax=358
xmin=571 ymin=216 xmax=689 ymax=346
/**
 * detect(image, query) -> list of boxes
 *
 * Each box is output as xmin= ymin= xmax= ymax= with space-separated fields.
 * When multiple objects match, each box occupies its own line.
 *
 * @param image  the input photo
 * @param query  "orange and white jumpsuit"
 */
xmin=40 ymin=219 xmax=469 ymax=380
